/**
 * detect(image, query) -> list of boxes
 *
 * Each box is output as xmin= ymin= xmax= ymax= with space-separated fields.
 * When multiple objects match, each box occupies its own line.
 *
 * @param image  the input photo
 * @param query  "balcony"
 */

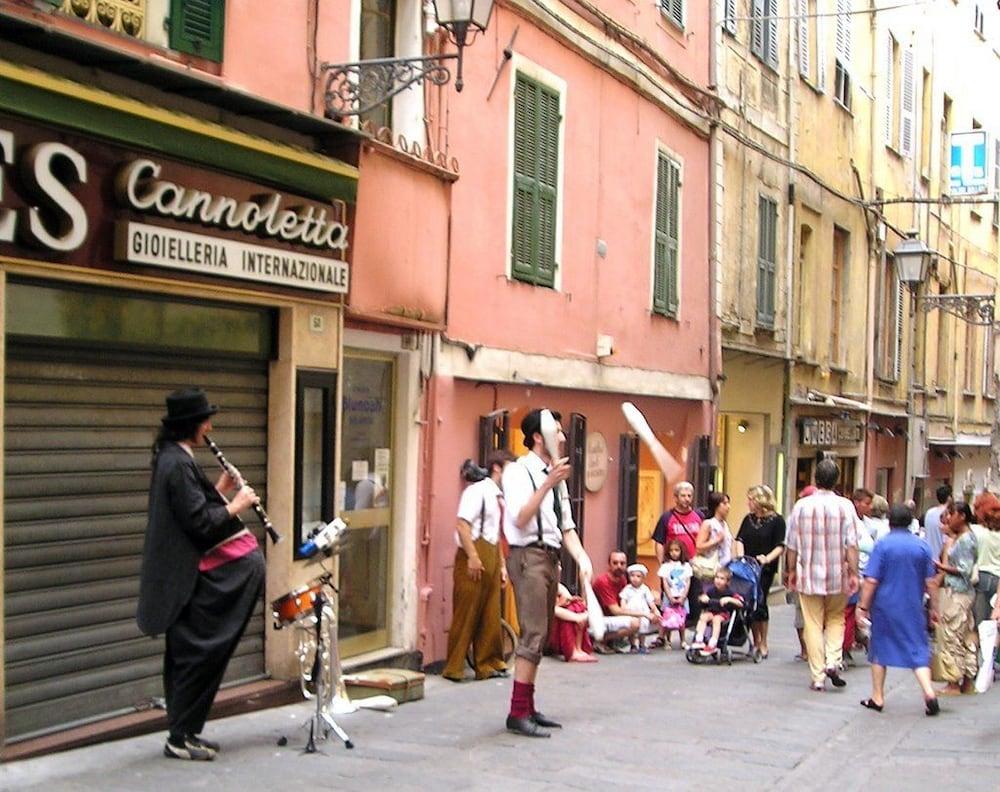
xmin=56 ymin=0 xmax=144 ymax=38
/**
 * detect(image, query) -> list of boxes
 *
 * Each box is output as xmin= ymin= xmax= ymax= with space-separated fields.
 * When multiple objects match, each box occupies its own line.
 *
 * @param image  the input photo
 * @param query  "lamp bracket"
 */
xmin=322 ymin=54 xmax=459 ymax=117
xmin=918 ymin=293 xmax=995 ymax=326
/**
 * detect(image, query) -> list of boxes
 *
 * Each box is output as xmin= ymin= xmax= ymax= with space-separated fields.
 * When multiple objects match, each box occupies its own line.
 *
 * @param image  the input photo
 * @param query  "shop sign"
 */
xmin=949 ymin=130 xmax=989 ymax=196
xmin=800 ymin=417 xmax=864 ymax=447
xmin=0 ymin=119 xmax=351 ymax=295
xmin=585 ymin=431 xmax=608 ymax=492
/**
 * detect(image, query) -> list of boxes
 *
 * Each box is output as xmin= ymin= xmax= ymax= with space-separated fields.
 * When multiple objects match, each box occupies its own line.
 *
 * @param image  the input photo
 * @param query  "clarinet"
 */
xmin=205 ymin=435 xmax=283 ymax=545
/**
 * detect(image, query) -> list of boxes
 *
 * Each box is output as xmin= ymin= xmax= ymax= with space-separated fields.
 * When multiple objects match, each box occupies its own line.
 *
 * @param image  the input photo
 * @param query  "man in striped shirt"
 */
xmin=785 ymin=459 xmax=861 ymax=691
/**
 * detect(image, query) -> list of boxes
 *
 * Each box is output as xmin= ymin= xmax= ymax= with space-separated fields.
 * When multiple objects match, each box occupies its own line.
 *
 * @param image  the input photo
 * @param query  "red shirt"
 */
xmin=591 ymin=572 xmax=626 ymax=616
xmin=653 ymin=509 xmax=703 ymax=560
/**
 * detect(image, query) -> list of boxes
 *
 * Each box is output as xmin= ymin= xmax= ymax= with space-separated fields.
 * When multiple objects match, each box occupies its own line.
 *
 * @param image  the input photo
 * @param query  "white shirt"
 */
xmin=620 ymin=583 xmax=656 ymax=613
xmin=502 ymin=450 xmax=576 ymax=548
xmin=455 ymin=477 xmax=503 ymax=546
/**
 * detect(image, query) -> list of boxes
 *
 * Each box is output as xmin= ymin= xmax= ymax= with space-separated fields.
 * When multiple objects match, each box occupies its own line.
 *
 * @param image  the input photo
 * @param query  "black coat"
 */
xmin=136 ymin=442 xmax=243 ymax=636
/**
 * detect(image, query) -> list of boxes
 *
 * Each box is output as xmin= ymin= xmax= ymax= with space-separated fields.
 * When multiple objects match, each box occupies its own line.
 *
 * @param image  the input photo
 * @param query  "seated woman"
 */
xmin=548 ymin=584 xmax=598 ymax=663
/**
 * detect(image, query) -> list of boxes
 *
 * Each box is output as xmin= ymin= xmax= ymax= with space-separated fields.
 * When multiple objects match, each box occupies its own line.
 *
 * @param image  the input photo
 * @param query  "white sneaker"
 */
xmin=164 ymin=736 xmax=214 ymax=761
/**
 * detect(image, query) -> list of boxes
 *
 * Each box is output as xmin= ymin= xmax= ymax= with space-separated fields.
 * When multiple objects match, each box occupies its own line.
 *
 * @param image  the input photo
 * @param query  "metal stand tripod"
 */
xmin=299 ymin=581 xmax=353 ymax=752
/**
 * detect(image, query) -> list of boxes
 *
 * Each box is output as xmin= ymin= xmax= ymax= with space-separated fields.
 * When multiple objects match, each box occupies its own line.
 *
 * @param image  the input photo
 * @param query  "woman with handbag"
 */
xmin=693 ymin=492 xmax=740 ymax=581
xmin=935 ymin=501 xmax=979 ymax=696
xmin=736 ymin=485 xmax=786 ymax=659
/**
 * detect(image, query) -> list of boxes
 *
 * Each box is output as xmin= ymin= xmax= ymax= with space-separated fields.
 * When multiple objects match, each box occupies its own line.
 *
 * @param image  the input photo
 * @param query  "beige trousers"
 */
xmin=800 ymin=593 xmax=848 ymax=685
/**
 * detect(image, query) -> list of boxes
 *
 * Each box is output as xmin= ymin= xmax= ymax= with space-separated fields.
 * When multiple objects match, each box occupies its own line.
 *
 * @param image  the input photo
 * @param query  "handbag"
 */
xmin=691 ymin=549 xmax=720 ymax=580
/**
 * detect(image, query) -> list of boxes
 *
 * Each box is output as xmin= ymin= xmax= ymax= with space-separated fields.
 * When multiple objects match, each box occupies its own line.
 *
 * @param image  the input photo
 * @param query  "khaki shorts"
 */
xmin=507 ymin=545 xmax=559 ymax=665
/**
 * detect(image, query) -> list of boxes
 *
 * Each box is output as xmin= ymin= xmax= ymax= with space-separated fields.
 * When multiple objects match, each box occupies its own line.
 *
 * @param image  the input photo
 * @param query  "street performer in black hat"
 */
xmin=137 ymin=389 xmax=265 ymax=761
xmin=501 ymin=408 xmax=594 ymax=737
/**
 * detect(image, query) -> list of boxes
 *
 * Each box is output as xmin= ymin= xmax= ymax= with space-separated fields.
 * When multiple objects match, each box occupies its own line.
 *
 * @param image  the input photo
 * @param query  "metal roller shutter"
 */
xmin=4 ymin=343 xmax=268 ymax=741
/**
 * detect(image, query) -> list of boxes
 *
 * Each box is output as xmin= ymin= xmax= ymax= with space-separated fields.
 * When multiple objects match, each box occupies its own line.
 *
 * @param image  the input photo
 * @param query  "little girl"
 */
xmin=658 ymin=539 xmax=693 ymax=650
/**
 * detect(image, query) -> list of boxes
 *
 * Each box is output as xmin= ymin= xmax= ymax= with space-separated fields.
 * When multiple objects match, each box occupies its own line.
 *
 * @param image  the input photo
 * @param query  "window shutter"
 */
xmin=170 ymin=0 xmax=225 ymax=62
xmin=798 ymin=0 xmax=810 ymax=79
xmin=835 ymin=0 xmax=851 ymax=66
xmin=667 ymin=0 xmax=684 ymax=27
xmin=884 ymin=33 xmax=894 ymax=146
xmin=765 ymin=0 xmax=778 ymax=68
xmin=893 ymin=274 xmax=904 ymax=380
xmin=511 ymin=75 xmax=559 ymax=288
xmin=751 ymin=0 xmax=765 ymax=59
xmin=756 ymin=197 xmax=777 ymax=328
xmin=899 ymin=47 xmax=916 ymax=157
xmin=816 ymin=13 xmax=827 ymax=92
xmin=724 ymin=0 xmax=737 ymax=35
xmin=653 ymin=154 xmax=680 ymax=317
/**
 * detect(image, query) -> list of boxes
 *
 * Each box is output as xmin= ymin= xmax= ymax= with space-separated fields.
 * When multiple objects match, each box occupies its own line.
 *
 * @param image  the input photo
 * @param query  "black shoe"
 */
xmin=186 ymin=734 xmax=220 ymax=754
xmin=164 ymin=736 xmax=214 ymax=761
xmin=531 ymin=711 xmax=562 ymax=728
xmin=506 ymin=715 xmax=550 ymax=738
xmin=825 ymin=668 xmax=847 ymax=688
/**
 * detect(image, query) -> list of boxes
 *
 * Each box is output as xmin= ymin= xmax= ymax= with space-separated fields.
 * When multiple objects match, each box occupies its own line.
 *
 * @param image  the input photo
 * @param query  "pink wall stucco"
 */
xmin=350 ymin=145 xmax=452 ymax=325
xmin=863 ymin=418 xmax=908 ymax=503
xmin=442 ymin=8 xmax=712 ymax=377
xmin=417 ymin=376 xmax=711 ymax=663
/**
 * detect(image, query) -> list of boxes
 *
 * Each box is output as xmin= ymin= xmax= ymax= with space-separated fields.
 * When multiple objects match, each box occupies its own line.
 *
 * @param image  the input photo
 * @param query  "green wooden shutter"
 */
xmin=756 ymin=196 xmax=777 ymax=328
xmin=511 ymin=74 xmax=559 ymax=288
xmin=170 ymin=0 xmax=225 ymax=62
xmin=653 ymin=153 xmax=680 ymax=318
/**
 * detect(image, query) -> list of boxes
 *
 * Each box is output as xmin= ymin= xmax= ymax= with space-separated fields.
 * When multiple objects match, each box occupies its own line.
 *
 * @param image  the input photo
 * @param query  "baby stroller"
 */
xmin=685 ymin=557 xmax=763 ymax=666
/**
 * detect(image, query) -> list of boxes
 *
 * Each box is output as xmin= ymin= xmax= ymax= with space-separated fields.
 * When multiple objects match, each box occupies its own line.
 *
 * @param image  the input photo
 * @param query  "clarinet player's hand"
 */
xmin=228 ymin=485 xmax=259 ymax=516
xmin=216 ymin=469 xmax=239 ymax=494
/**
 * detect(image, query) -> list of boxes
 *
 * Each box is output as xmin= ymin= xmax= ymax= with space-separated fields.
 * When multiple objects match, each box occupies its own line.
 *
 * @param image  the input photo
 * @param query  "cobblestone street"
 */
xmin=4 ymin=604 xmax=998 ymax=792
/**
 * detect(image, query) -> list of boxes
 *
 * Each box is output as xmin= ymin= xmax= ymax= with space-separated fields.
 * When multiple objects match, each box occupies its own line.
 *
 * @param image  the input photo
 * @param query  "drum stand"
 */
xmin=298 ymin=583 xmax=353 ymax=753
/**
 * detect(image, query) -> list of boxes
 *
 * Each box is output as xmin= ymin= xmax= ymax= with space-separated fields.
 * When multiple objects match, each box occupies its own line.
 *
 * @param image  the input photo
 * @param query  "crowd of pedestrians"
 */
xmin=443 ymin=439 xmax=1000 ymax=732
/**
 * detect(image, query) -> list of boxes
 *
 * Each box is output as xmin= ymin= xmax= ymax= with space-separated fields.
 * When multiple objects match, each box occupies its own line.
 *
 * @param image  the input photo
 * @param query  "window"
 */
xmin=834 ymin=0 xmax=852 ymax=110
xmin=169 ymin=0 xmax=225 ymax=62
xmin=295 ymin=372 xmax=337 ymax=556
xmin=653 ymin=152 xmax=681 ymax=317
xmin=723 ymin=0 xmax=737 ymax=36
xmin=993 ymin=139 xmax=1000 ymax=229
xmin=798 ymin=0 xmax=823 ymax=87
xmin=796 ymin=223 xmax=813 ymax=354
xmin=756 ymin=196 xmax=778 ymax=329
xmin=883 ymin=32 xmax=896 ymax=146
xmin=360 ymin=0 xmax=396 ymax=129
xmin=965 ymin=320 xmax=978 ymax=393
xmin=898 ymin=48 xmax=915 ymax=156
xmin=511 ymin=73 xmax=561 ymax=288
xmin=661 ymin=0 xmax=684 ymax=29
xmin=984 ymin=327 xmax=997 ymax=397
xmin=752 ymin=0 xmax=779 ymax=70
xmin=877 ymin=255 xmax=904 ymax=381
xmin=831 ymin=227 xmax=849 ymax=365
xmin=920 ymin=69 xmax=932 ymax=178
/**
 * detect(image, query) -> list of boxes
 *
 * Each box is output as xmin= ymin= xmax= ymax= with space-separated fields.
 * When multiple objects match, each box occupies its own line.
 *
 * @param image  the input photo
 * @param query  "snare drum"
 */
xmin=271 ymin=580 xmax=325 ymax=628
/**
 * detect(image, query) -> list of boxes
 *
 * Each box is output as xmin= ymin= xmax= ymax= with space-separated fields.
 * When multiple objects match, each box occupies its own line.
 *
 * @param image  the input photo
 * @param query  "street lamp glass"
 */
xmin=432 ymin=0 xmax=495 ymax=35
xmin=893 ymin=234 xmax=931 ymax=287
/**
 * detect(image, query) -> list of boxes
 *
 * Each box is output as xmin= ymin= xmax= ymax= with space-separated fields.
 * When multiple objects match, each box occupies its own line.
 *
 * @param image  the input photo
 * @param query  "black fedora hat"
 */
xmin=162 ymin=388 xmax=218 ymax=425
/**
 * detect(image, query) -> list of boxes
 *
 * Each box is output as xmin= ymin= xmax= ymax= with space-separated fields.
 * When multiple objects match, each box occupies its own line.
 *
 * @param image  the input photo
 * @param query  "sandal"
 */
xmin=859 ymin=698 xmax=883 ymax=712
xmin=925 ymin=697 xmax=940 ymax=716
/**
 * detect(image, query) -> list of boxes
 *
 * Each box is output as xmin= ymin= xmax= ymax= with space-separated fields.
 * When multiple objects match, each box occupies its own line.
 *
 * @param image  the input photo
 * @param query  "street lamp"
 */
xmin=322 ymin=0 xmax=495 ymax=117
xmin=893 ymin=230 xmax=932 ymax=292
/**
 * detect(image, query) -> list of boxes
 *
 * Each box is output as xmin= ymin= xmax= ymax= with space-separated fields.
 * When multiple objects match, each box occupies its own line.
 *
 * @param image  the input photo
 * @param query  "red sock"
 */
xmin=509 ymin=681 xmax=533 ymax=718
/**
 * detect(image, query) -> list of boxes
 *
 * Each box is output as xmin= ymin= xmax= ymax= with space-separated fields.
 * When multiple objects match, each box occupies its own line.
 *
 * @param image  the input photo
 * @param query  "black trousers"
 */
xmin=163 ymin=550 xmax=265 ymax=738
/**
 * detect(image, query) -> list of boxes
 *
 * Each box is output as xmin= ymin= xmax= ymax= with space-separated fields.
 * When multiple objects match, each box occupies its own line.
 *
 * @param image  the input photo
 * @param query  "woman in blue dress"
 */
xmin=857 ymin=504 xmax=941 ymax=716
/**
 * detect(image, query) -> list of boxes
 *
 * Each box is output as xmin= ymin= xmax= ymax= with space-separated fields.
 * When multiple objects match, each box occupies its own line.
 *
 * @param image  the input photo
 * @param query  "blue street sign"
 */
xmin=950 ymin=130 xmax=989 ymax=195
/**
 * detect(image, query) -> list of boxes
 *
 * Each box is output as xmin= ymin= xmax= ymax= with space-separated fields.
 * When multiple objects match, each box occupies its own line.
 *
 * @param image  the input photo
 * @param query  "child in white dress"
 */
xmin=619 ymin=563 xmax=659 ymax=653
xmin=657 ymin=539 xmax=693 ymax=649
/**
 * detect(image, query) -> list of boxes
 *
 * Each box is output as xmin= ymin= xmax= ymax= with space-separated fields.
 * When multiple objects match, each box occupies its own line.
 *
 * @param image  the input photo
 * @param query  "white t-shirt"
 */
xmin=657 ymin=561 xmax=693 ymax=600
xmin=502 ymin=450 xmax=576 ymax=548
xmin=455 ymin=477 xmax=503 ymax=546
xmin=620 ymin=583 xmax=656 ymax=614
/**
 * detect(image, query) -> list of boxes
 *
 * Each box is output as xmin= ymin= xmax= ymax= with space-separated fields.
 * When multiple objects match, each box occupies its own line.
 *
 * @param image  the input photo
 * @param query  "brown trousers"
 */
xmin=507 ymin=545 xmax=559 ymax=665
xmin=443 ymin=539 xmax=505 ymax=680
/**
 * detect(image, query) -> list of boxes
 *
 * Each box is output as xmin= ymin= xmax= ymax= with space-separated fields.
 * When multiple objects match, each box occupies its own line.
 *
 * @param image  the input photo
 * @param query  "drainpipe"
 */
xmin=708 ymin=0 xmax=722 ymax=430
xmin=782 ymin=0 xmax=797 ymax=512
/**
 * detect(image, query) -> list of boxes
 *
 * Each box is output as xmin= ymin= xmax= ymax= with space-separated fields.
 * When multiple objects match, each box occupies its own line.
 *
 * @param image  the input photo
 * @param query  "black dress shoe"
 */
xmin=506 ymin=715 xmax=550 ymax=738
xmin=531 ymin=711 xmax=562 ymax=728
xmin=825 ymin=668 xmax=847 ymax=688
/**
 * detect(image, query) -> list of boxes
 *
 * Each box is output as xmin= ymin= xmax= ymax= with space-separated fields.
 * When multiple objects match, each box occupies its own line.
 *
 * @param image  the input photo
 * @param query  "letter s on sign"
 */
xmin=22 ymin=142 xmax=88 ymax=252
xmin=0 ymin=130 xmax=14 ymax=243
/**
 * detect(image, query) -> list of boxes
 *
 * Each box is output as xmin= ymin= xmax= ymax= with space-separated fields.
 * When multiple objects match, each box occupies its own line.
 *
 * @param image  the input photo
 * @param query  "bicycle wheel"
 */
xmin=466 ymin=619 xmax=518 ymax=670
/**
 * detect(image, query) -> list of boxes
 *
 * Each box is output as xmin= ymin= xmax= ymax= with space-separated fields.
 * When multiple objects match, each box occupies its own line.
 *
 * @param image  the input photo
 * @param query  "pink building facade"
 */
xmin=0 ymin=0 xmax=715 ymax=749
